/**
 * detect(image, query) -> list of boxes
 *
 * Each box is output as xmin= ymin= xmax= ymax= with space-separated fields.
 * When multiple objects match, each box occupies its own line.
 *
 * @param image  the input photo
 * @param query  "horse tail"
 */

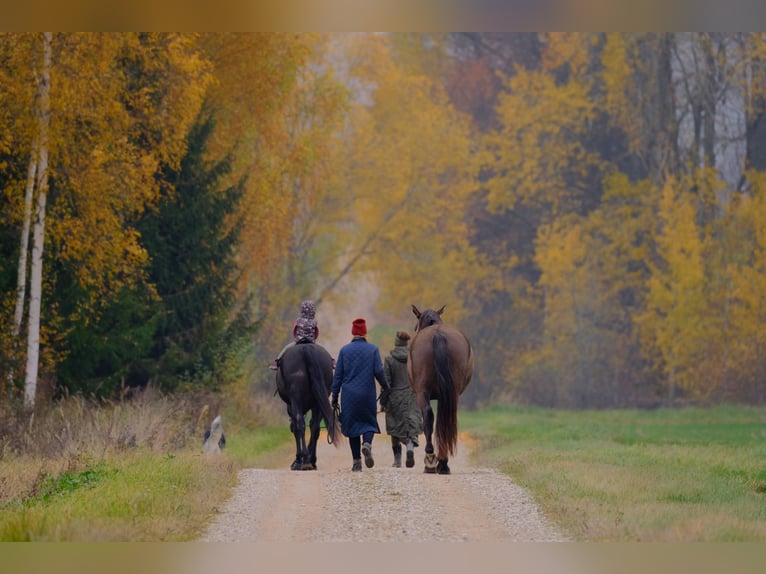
xmin=432 ymin=331 xmax=458 ymax=457
xmin=303 ymin=344 xmax=340 ymax=447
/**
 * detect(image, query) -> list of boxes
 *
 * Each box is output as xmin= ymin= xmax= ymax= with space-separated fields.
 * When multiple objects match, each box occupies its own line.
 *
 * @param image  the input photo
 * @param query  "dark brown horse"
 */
xmin=407 ymin=305 xmax=473 ymax=474
xmin=276 ymin=342 xmax=340 ymax=470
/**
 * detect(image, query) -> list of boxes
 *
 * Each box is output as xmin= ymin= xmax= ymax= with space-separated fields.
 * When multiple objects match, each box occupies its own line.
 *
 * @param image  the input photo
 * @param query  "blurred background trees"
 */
xmin=2 ymin=33 xmax=766 ymax=409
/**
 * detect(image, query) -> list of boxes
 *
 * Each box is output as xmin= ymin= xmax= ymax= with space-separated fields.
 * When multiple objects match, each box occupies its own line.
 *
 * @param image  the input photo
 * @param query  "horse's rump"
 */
xmin=277 ymin=343 xmax=339 ymax=445
xmin=408 ymin=324 xmax=473 ymax=394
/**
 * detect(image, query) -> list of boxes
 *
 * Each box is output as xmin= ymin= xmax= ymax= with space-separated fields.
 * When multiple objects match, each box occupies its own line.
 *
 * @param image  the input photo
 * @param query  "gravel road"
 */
xmin=199 ymin=415 xmax=567 ymax=543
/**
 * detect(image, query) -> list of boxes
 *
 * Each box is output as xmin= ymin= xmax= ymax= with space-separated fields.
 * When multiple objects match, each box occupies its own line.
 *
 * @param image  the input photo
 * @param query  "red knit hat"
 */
xmin=351 ymin=318 xmax=367 ymax=337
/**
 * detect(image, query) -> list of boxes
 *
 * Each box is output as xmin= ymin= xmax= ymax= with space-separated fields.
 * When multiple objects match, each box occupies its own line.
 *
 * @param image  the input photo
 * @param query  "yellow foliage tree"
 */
xmin=532 ymin=174 xmax=657 ymax=406
xmin=0 ymin=33 xmax=213 ymax=404
xmin=713 ymin=172 xmax=766 ymax=401
xmin=197 ymin=34 xmax=353 ymax=385
xmin=483 ymin=62 xmax=602 ymax=220
xmin=335 ymin=33 xmax=490 ymax=325
xmin=199 ymin=33 xmax=318 ymax=287
xmin=637 ymin=179 xmax=710 ymax=400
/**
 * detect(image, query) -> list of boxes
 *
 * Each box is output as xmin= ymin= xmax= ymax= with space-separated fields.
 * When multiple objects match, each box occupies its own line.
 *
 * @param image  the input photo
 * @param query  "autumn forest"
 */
xmin=2 ymin=32 xmax=766 ymax=410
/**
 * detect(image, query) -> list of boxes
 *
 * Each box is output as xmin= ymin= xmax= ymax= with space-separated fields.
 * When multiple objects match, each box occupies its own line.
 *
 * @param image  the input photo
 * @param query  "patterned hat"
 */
xmin=300 ymin=300 xmax=316 ymax=319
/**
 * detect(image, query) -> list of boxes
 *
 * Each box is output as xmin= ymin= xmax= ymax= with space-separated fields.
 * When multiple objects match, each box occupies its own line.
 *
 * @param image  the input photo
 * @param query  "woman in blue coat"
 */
xmin=331 ymin=318 xmax=390 ymax=472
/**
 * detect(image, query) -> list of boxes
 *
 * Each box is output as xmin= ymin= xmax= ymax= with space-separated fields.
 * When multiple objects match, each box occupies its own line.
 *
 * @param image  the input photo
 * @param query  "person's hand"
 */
xmin=331 ymin=395 xmax=338 ymax=409
xmin=379 ymin=390 xmax=389 ymax=411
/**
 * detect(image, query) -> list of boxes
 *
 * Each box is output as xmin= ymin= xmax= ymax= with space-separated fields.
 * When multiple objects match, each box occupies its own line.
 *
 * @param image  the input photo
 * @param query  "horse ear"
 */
xmin=437 ymin=305 xmax=446 ymax=316
xmin=411 ymin=305 xmax=421 ymax=318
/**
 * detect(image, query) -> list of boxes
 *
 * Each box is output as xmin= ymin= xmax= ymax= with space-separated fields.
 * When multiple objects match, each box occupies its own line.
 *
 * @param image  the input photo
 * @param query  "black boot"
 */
xmin=362 ymin=442 xmax=374 ymax=468
xmin=352 ymin=458 xmax=362 ymax=472
xmin=392 ymin=443 xmax=402 ymax=468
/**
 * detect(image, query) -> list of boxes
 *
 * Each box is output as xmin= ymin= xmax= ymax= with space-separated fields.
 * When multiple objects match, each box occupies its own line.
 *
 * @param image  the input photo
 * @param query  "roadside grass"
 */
xmin=460 ymin=404 xmax=766 ymax=542
xmin=0 ymin=391 xmax=292 ymax=541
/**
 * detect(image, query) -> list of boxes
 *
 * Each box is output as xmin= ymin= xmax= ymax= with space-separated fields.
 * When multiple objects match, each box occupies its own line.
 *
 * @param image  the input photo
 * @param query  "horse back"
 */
xmin=276 ymin=343 xmax=334 ymax=407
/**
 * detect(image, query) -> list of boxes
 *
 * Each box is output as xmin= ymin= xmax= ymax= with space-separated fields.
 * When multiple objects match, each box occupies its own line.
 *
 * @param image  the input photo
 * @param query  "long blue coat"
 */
xmin=331 ymin=337 xmax=388 ymax=437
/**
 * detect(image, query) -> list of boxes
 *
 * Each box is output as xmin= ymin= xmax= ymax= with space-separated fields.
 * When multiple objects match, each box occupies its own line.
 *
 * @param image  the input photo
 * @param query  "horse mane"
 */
xmin=415 ymin=307 xmax=444 ymax=332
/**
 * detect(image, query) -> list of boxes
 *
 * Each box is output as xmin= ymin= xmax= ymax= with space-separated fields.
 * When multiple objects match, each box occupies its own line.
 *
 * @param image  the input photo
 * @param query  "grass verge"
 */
xmin=0 ymin=392 xmax=293 ymax=541
xmin=460 ymin=404 xmax=766 ymax=541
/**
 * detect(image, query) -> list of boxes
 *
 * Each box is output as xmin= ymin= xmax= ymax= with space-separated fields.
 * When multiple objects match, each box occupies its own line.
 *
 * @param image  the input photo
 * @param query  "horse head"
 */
xmin=411 ymin=304 xmax=445 ymax=332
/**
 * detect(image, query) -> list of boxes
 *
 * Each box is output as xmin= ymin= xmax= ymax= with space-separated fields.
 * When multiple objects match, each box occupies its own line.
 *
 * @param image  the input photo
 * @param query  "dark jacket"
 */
xmin=332 ymin=337 xmax=388 ymax=437
xmin=383 ymin=345 xmax=422 ymax=439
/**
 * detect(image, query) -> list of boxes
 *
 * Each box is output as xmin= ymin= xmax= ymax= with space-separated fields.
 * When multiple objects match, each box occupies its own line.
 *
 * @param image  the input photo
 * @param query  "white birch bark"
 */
xmin=12 ymin=136 xmax=38 ymax=337
xmin=24 ymin=32 xmax=52 ymax=408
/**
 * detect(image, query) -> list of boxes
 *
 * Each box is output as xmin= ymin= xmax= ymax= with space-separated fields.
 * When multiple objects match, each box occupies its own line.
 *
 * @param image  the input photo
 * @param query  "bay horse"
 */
xmin=407 ymin=305 xmax=473 ymax=474
xmin=276 ymin=342 xmax=340 ymax=470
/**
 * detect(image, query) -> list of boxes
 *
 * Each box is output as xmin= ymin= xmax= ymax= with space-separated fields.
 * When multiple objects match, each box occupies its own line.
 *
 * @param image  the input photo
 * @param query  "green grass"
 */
xmin=0 ymin=426 xmax=293 ymax=541
xmin=5 ymin=398 xmax=765 ymax=542
xmin=0 ymin=388 xmax=299 ymax=541
xmin=460 ymin=404 xmax=766 ymax=541
xmin=222 ymin=426 xmax=293 ymax=466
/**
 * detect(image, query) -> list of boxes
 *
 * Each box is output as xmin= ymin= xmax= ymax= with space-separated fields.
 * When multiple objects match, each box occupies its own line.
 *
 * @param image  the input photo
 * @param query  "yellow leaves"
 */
xmin=197 ymin=33 xmax=336 ymax=291
xmin=636 ymin=179 xmax=710 ymax=395
xmin=337 ymin=33 xmax=487 ymax=322
xmin=540 ymin=32 xmax=594 ymax=77
xmin=536 ymin=217 xmax=588 ymax=287
xmin=722 ymin=172 xmax=766 ymax=325
xmin=534 ymin=214 xmax=629 ymax=405
xmin=0 ymin=33 xmax=215 ymax=313
xmin=484 ymin=58 xmax=601 ymax=218
xmin=601 ymin=33 xmax=641 ymax=153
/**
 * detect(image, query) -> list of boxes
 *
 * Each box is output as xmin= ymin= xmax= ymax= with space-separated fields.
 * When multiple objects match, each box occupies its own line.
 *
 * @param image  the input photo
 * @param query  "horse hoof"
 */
xmin=424 ymin=466 xmax=437 ymax=474
xmin=436 ymin=461 xmax=451 ymax=475
xmin=301 ymin=463 xmax=315 ymax=470
xmin=290 ymin=462 xmax=301 ymax=471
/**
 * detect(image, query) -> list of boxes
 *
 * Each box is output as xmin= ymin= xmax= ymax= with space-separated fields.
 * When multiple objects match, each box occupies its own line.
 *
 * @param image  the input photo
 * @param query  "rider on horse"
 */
xmin=271 ymin=300 xmax=320 ymax=370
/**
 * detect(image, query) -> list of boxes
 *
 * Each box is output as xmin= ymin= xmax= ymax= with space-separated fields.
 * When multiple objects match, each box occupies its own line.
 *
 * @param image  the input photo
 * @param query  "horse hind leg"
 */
xmin=291 ymin=405 xmax=310 ymax=471
xmin=287 ymin=407 xmax=302 ymax=471
xmin=422 ymin=401 xmax=437 ymax=474
xmin=290 ymin=425 xmax=303 ymax=471
xmin=304 ymin=408 xmax=321 ymax=470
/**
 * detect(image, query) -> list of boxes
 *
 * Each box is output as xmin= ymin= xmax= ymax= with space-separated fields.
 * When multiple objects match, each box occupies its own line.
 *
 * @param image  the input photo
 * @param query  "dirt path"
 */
xmin=199 ymin=415 xmax=567 ymax=543
xmin=202 ymin=274 xmax=565 ymax=543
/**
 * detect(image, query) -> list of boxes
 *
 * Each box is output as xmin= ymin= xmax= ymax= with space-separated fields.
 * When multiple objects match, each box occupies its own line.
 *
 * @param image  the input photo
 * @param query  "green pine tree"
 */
xmin=54 ymin=111 xmax=247 ymax=397
xmin=136 ymin=111 xmax=247 ymax=391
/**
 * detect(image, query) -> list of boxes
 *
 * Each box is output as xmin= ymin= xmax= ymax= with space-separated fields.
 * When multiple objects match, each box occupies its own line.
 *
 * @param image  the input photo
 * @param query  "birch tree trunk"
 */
xmin=12 ymin=136 xmax=38 ymax=337
xmin=24 ymin=32 xmax=51 ymax=408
